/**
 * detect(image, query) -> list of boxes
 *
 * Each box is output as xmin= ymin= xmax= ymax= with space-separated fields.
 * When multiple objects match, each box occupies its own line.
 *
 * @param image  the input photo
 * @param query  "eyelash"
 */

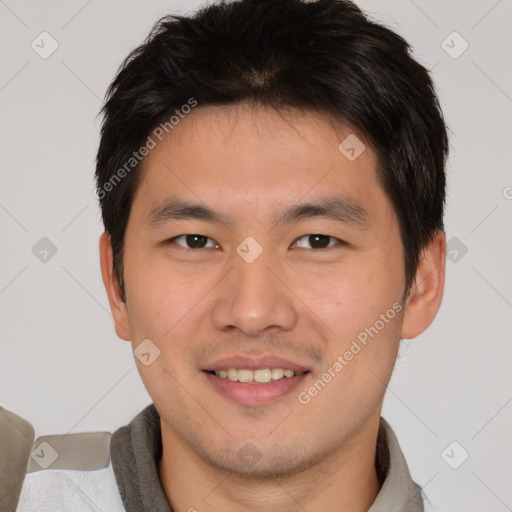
xmin=167 ymin=234 xmax=346 ymax=250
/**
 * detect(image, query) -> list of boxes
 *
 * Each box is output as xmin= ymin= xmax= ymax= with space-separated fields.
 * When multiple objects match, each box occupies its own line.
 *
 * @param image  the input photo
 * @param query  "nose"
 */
xmin=212 ymin=246 xmax=299 ymax=337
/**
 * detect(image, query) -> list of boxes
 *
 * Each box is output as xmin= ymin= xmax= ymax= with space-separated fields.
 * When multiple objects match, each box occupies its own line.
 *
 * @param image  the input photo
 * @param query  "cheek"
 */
xmin=124 ymin=248 xmax=209 ymax=336
xmin=294 ymin=260 xmax=389 ymax=339
xmin=292 ymin=252 xmax=404 ymax=385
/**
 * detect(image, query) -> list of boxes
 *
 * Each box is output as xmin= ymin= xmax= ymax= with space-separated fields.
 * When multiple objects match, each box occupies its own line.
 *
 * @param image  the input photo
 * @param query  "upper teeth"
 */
xmin=215 ymin=368 xmax=296 ymax=383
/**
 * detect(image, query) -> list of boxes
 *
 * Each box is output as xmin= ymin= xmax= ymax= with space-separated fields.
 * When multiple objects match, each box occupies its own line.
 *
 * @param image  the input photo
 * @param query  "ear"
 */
xmin=401 ymin=229 xmax=446 ymax=340
xmin=99 ymin=232 xmax=131 ymax=341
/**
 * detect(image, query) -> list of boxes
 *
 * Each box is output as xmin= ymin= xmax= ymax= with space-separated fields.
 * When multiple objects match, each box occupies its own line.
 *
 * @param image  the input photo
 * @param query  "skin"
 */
xmin=100 ymin=103 xmax=446 ymax=511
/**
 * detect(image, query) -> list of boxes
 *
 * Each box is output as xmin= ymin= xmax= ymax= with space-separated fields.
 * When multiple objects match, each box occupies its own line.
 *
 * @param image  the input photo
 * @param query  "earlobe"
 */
xmin=99 ymin=232 xmax=131 ymax=341
xmin=401 ymin=229 xmax=446 ymax=340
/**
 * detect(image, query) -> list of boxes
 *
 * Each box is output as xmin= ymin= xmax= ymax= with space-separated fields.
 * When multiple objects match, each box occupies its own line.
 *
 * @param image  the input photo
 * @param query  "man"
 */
xmin=14 ymin=0 xmax=447 ymax=510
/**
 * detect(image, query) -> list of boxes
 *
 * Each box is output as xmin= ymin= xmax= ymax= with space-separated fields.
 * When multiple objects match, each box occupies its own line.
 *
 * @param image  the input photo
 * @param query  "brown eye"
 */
xmin=293 ymin=234 xmax=340 ymax=249
xmin=185 ymin=235 xmax=208 ymax=248
xmin=308 ymin=235 xmax=330 ymax=249
xmin=170 ymin=234 xmax=217 ymax=249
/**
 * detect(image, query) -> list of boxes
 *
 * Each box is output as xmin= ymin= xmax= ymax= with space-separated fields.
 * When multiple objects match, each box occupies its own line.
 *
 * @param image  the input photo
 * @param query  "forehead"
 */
xmin=131 ymin=103 xmax=393 ymax=227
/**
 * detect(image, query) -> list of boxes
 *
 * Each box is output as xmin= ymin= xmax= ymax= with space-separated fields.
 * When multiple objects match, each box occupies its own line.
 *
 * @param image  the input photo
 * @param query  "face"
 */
xmin=101 ymin=104 xmax=439 ymax=477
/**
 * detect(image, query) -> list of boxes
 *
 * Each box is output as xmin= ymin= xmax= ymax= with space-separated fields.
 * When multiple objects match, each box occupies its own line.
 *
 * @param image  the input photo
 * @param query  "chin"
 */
xmin=197 ymin=440 xmax=326 ymax=480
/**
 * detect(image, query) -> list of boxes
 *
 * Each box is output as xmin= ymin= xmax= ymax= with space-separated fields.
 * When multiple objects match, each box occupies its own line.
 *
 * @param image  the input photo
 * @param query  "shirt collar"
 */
xmin=111 ymin=404 xmax=423 ymax=512
xmin=369 ymin=417 xmax=424 ymax=512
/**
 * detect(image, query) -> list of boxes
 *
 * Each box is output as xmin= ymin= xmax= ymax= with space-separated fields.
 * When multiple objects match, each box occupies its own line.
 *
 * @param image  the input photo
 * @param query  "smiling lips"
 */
xmin=203 ymin=356 xmax=311 ymax=405
xmin=214 ymin=367 xmax=298 ymax=383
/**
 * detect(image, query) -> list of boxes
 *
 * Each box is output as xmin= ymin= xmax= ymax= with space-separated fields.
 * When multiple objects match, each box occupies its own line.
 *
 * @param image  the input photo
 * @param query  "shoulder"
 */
xmin=11 ymin=423 xmax=126 ymax=512
xmin=17 ymin=461 xmax=126 ymax=512
xmin=0 ymin=406 xmax=34 ymax=512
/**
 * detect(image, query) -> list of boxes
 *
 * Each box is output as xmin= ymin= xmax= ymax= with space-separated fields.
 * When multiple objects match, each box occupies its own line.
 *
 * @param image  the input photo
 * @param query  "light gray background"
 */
xmin=1 ymin=1 xmax=511 ymax=510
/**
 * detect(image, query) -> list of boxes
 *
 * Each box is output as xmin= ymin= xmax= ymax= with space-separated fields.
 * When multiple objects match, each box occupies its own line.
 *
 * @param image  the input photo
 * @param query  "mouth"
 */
xmin=202 ymin=356 xmax=311 ymax=406
xmin=205 ymin=367 xmax=307 ymax=383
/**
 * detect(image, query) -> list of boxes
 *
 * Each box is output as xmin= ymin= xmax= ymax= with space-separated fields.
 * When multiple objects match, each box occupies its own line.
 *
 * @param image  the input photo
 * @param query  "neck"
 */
xmin=158 ymin=416 xmax=382 ymax=512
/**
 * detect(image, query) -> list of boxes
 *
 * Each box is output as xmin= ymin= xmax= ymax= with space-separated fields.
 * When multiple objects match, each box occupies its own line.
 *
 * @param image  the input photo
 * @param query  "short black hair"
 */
xmin=96 ymin=0 xmax=448 ymax=302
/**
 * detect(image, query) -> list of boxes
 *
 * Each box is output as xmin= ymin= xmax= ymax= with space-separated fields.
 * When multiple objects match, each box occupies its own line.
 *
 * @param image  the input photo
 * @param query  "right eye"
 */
xmin=166 ymin=234 xmax=219 ymax=249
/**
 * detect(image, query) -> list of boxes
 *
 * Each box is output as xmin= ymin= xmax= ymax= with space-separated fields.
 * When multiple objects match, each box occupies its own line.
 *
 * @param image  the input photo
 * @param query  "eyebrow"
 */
xmin=147 ymin=195 xmax=370 ymax=230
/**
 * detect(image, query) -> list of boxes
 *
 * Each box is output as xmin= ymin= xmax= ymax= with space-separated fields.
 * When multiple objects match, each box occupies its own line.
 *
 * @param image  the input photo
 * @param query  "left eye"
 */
xmin=171 ymin=234 xmax=218 ymax=249
xmin=293 ymin=234 xmax=342 ymax=249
